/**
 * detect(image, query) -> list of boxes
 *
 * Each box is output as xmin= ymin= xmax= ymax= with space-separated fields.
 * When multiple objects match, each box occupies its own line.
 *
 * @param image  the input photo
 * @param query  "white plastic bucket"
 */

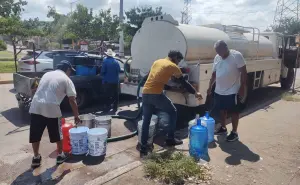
xmin=69 ymin=126 xmax=89 ymax=155
xmin=142 ymin=115 xmax=158 ymax=124
xmin=138 ymin=120 xmax=156 ymax=145
xmin=94 ymin=116 xmax=112 ymax=138
xmin=87 ymin=128 xmax=108 ymax=156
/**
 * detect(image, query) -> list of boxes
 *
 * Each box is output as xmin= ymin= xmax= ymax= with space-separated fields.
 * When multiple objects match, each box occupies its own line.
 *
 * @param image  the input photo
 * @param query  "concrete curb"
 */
xmin=0 ymin=80 xmax=13 ymax=85
xmin=84 ymin=161 xmax=142 ymax=185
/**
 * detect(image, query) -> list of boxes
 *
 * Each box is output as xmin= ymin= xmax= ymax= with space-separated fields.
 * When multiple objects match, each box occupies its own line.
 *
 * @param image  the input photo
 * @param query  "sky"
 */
xmin=21 ymin=0 xmax=277 ymax=31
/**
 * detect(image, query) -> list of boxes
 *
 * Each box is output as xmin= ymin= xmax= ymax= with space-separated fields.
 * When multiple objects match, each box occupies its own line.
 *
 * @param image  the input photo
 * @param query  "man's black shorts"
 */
xmin=214 ymin=93 xmax=241 ymax=113
xmin=29 ymin=114 xmax=62 ymax=143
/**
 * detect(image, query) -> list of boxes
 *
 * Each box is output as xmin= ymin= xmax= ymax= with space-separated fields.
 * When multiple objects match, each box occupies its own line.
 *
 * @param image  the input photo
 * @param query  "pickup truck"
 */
xmin=13 ymin=55 xmax=125 ymax=111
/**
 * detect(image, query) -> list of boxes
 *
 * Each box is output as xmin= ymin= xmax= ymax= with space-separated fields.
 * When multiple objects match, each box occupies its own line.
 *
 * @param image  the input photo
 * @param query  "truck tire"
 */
xmin=280 ymin=68 xmax=294 ymax=90
xmin=76 ymin=90 xmax=88 ymax=109
xmin=60 ymin=97 xmax=71 ymax=111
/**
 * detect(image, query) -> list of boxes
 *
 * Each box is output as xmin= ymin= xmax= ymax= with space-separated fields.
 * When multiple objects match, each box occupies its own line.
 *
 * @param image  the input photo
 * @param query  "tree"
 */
xmin=0 ymin=0 xmax=27 ymax=18
xmin=46 ymin=6 xmax=72 ymax=48
xmin=0 ymin=0 xmax=43 ymax=72
xmin=272 ymin=18 xmax=300 ymax=35
xmin=0 ymin=16 xmax=43 ymax=71
xmin=67 ymin=4 xmax=93 ymax=40
xmin=92 ymin=9 xmax=119 ymax=41
xmin=124 ymin=6 xmax=163 ymax=37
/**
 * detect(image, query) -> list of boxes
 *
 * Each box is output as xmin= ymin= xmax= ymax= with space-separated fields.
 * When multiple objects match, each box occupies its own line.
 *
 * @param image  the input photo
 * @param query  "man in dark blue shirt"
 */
xmin=101 ymin=49 xmax=121 ymax=112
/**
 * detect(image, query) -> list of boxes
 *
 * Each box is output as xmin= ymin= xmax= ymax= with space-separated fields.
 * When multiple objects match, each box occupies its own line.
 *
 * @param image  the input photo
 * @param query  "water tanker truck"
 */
xmin=121 ymin=14 xmax=298 ymax=115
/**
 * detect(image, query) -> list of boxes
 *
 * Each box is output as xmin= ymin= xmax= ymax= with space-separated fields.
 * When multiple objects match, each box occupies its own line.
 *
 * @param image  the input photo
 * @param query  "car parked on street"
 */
xmin=18 ymin=50 xmax=80 ymax=72
xmin=18 ymin=51 xmax=54 ymax=72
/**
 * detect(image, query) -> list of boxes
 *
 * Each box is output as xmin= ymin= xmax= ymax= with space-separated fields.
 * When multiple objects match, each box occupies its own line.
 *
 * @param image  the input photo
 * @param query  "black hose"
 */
xmin=107 ymin=74 xmax=148 ymax=142
xmin=124 ymin=57 xmax=132 ymax=78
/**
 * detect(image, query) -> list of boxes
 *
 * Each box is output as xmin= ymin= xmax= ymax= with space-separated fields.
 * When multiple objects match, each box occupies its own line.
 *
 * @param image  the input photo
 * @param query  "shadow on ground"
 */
xmin=216 ymin=135 xmax=260 ymax=165
xmin=10 ymin=166 xmax=67 ymax=185
xmin=1 ymin=108 xmax=30 ymax=127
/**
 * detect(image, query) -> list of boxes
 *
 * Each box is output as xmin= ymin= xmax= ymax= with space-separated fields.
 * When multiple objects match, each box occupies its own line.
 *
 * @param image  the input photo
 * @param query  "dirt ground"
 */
xmin=104 ymin=89 xmax=300 ymax=185
xmin=208 ymin=98 xmax=300 ymax=185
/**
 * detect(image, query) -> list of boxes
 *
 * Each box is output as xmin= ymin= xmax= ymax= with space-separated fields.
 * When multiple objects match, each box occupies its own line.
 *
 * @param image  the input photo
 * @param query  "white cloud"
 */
xmin=21 ymin=0 xmax=277 ymax=31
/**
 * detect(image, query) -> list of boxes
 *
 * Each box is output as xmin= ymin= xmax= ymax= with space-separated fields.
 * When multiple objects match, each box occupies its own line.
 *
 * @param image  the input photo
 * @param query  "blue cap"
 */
xmin=56 ymin=60 xmax=76 ymax=72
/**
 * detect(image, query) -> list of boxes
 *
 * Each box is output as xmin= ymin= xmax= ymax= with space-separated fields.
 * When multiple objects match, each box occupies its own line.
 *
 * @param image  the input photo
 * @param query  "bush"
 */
xmin=0 ymin=40 xmax=7 ymax=51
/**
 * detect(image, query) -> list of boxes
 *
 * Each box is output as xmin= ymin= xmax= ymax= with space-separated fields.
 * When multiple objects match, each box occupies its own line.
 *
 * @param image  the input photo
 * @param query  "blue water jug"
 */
xmin=200 ymin=111 xmax=215 ymax=143
xmin=189 ymin=118 xmax=208 ymax=161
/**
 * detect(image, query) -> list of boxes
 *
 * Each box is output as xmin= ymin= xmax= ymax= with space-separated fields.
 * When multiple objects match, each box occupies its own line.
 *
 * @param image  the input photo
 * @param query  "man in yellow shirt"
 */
xmin=140 ymin=50 xmax=203 ymax=156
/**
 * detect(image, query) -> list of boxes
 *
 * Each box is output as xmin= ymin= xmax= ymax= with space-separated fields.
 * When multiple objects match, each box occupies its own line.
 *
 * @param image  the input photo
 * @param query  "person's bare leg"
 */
xmin=231 ymin=112 xmax=239 ymax=132
xmin=56 ymin=140 xmax=63 ymax=154
xmin=32 ymin=142 xmax=40 ymax=157
xmin=220 ymin=110 xmax=227 ymax=128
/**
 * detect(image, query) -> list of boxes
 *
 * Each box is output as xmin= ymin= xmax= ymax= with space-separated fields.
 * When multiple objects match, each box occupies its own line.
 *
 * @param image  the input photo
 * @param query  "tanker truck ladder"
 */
xmin=227 ymin=25 xmax=261 ymax=60
xmin=253 ymin=71 xmax=263 ymax=90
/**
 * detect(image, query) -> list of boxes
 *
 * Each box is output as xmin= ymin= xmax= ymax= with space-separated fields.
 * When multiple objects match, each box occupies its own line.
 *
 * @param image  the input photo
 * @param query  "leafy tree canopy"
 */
xmin=272 ymin=17 xmax=300 ymax=35
xmin=0 ymin=0 xmax=27 ymax=18
xmin=124 ymin=6 xmax=163 ymax=37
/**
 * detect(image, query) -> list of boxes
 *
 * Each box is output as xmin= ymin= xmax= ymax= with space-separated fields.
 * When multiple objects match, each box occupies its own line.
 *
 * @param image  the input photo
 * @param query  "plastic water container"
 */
xmin=87 ymin=128 xmax=108 ymax=156
xmin=94 ymin=116 xmax=112 ymax=138
xmin=69 ymin=126 xmax=89 ymax=155
xmin=76 ymin=65 xmax=96 ymax=76
xmin=138 ymin=120 xmax=156 ymax=145
xmin=189 ymin=118 xmax=208 ymax=161
xmin=200 ymin=111 xmax=215 ymax=143
xmin=142 ymin=114 xmax=158 ymax=124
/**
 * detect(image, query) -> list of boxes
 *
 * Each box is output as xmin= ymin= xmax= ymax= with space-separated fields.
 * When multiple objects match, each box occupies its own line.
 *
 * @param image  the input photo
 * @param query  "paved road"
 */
xmin=0 ymin=84 xmax=141 ymax=185
xmin=0 ymin=77 xmax=300 ymax=184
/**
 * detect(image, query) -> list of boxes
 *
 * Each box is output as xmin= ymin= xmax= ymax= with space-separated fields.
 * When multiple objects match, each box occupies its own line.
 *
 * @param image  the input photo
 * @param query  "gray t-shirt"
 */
xmin=213 ymin=50 xmax=246 ymax=95
xmin=29 ymin=70 xmax=76 ymax=118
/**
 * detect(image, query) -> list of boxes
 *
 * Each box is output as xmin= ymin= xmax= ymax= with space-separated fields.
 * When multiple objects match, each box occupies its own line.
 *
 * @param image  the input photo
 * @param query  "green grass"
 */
xmin=0 ymin=50 xmax=25 ymax=60
xmin=0 ymin=61 xmax=17 ymax=73
xmin=282 ymin=92 xmax=300 ymax=102
xmin=0 ymin=50 xmax=14 ymax=58
xmin=143 ymin=151 xmax=212 ymax=184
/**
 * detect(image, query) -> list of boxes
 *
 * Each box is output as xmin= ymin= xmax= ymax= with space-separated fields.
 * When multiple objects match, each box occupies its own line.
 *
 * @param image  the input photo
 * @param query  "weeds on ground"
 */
xmin=282 ymin=92 xmax=300 ymax=102
xmin=144 ymin=151 xmax=211 ymax=184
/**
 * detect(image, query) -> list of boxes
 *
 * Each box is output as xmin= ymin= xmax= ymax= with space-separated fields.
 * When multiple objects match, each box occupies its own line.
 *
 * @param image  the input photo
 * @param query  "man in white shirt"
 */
xmin=29 ymin=60 xmax=80 ymax=168
xmin=207 ymin=40 xmax=247 ymax=142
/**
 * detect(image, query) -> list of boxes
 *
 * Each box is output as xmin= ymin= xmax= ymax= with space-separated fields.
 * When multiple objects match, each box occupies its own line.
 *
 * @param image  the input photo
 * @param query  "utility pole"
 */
xmin=119 ymin=0 xmax=125 ymax=58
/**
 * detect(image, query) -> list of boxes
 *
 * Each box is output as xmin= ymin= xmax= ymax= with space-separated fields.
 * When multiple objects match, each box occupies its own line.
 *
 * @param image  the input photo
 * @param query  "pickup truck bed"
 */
xmin=13 ymin=72 xmax=112 ymax=111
